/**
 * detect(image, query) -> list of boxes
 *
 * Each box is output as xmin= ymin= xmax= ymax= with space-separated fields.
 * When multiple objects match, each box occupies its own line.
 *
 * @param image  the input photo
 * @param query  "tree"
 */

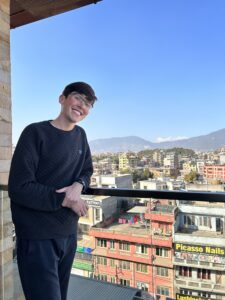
xmin=184 ymin=171 xmax=199 ymax=183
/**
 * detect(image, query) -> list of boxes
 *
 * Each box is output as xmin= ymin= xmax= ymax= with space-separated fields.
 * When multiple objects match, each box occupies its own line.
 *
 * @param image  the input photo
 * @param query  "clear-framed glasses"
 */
xmin=69 ymin=92 xmax=93 ymax=109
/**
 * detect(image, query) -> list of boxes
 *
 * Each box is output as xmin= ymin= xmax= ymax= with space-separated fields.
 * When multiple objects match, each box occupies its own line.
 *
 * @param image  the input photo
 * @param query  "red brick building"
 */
xmin=89 ymin=204 xmax=176 ymax=300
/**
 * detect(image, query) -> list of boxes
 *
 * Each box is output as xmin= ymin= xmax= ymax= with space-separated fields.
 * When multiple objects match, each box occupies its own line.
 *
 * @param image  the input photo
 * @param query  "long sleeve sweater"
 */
xmin=8 ymin=121 xmax=93 ymax=239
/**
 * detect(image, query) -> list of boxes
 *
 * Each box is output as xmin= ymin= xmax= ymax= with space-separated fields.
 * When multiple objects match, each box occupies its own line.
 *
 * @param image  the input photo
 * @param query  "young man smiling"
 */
xmin=8 ymin=82 xmax=97 ymax=300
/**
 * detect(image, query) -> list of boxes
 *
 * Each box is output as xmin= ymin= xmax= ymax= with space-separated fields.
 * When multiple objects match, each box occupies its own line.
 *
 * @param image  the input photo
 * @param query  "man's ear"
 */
xmin=59 ymin=95 xmax=65 ymax=104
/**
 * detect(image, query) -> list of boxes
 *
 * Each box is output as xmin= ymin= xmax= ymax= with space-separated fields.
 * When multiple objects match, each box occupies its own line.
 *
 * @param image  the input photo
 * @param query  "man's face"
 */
xmin=59 ymin=92 xmax=93 ymax=124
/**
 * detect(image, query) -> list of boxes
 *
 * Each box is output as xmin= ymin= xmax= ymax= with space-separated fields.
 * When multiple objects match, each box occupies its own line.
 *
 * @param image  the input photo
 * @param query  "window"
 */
xmin=136 ymin=244 xmax=148 ymax=254
xmin=156 ymin=247 xmax=169 ymax=257
xmin=180 ymin=289 xmax=192 ymax=295
xmin=156 ymin=267 xmax=169 ymax=277
xmin=137 ymin=282 xmax=149 ymax=292
xmin=198 ymin=292 xmax=211 ymax=298
xmin=197 ymin=269 xmax=211 ymax=280
xmin=119 ymin=260 xmax=130 ymax=270
xmin=184 ymin=215 xmax=195 ymax=226
xmin=98 ymin=274 xmax=107 ymax=281
xmin=95 ymin=208 xmax=101 ymax=221
xmin=120 ymin=279 xmax=130 ymax=286
xmin=97 ymin=256 xmax=107 ymax=266
xmin=97 ymin=239 xmax=107 ymax=248
xmin=109 ymin=240 xmax=115 ymax=249
xmin=179 ymin=266 xmax=192 ymax=277
xmin=79 ymin=224 xmax=90 ymax=234
xmin=199 ymin=216 xmax=211 ymax=228
xmin=110 ymin=259 xmax=115 ymax=267
xmin=136 ymin=263 xmax=148 ymax=273
xmin=119 ymin=242 xmax=130 ymax=251
xmin=110 ymin=276 xmax=116 ymax=283
xmin=156 ymin=286 xmax=169 ymax=296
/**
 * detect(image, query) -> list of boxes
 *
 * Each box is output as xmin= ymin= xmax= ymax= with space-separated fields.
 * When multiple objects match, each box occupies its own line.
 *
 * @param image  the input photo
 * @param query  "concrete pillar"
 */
xmin=0 ymin=0 xmax=13 ymax=299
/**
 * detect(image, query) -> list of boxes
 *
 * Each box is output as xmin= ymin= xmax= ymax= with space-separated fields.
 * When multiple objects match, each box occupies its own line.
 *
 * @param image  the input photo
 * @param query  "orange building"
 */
xmin=204 ymin=165 xmax=225 ymax=181
xmin=89 ymin=204 xmax=176 ymax=300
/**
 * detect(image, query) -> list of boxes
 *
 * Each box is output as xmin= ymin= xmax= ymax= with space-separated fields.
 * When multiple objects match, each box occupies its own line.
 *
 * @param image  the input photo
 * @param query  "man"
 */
xmin=8 ymin=82 xmax=97 ymax=300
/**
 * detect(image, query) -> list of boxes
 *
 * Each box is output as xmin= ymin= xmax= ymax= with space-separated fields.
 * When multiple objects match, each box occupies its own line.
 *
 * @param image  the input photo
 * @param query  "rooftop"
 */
xmin=67 ymin=274 xmax=142 ymax=300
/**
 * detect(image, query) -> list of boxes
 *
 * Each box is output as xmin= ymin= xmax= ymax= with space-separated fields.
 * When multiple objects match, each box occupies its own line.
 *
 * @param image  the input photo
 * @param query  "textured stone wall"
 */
xmin=0 ymin=0 xmax=11 ymax=186
xmin=0 ymin=0 xmax=13 ymax=299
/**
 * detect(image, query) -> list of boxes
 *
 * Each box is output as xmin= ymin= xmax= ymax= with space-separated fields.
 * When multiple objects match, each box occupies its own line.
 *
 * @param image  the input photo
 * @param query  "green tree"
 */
xmin=184 ymin=171 xmax=199 ymax=183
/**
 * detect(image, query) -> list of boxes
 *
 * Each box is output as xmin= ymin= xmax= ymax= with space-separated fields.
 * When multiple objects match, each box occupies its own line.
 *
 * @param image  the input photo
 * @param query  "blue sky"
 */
xmin=10 ymin=0 xmax=225 ymax=145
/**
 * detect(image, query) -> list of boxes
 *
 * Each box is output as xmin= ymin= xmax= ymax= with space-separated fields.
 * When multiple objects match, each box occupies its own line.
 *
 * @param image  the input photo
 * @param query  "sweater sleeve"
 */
xmin=8 ymin=125 xmax=65 ymax=212
xmin=76 ymin=137 xmax=93 ymax=192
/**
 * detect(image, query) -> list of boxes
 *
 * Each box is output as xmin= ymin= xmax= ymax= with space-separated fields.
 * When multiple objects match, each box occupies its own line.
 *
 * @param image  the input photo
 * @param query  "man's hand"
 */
xmin=56 ymin=182 xmax=88 ymax=217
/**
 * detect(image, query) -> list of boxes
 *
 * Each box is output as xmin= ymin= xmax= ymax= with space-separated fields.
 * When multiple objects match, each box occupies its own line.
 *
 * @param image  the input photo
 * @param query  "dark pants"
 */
xmin=17 ymin=235 xmax=76 ymax=300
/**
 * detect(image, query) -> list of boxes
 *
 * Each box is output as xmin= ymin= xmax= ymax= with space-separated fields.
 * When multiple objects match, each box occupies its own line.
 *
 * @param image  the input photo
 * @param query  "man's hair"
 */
xmin=62 ymin=82 xmax=97 ymax=104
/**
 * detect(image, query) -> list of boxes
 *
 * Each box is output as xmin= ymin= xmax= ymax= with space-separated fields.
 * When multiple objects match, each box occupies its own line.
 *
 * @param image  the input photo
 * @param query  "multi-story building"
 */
xmin=204 ymin=165 xmax=225 ymax=182
xmin=139 ymin=179 xmax=167 ymax=191
xmin=182 ymin=162 xmax=197 ymax=176
xmin=78 ymin=195 xmax=119 ymax=235
xmin=174 ymin=203 xmax=225 ymax=300
xmin=119 ymin=153 xmax=139 ymax=171
xmin=196 ymin=160 xmax=205 ymax=176
xmin=89 ymin=204 xmax=175 ymax=300
xmin=153 ymin=151 xmax=164 ymax=166
xmin=72 ymin=236 xmax=94 ymax=278
xmin=163 ymin=153 xmax=179 ymax=170
xmin=91 ymin=174 xmax=133 ymax=189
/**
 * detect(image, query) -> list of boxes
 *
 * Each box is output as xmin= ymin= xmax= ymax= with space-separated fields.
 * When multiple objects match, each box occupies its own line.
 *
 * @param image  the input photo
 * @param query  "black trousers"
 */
xmin=17 ymin=235 xmax=76 ymax=300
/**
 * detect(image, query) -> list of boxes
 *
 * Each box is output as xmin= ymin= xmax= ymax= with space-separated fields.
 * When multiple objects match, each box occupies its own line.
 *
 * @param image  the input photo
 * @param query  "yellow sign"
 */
xmin=176 ymin=294 xmax=206 ymax=300
xmin=175 ymin=243 xmax=225 ymax=256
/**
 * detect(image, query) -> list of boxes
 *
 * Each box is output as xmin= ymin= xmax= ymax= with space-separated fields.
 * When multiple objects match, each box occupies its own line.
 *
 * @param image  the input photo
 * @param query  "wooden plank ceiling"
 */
xmin=10 ymin=0 xmax=102 ymax=29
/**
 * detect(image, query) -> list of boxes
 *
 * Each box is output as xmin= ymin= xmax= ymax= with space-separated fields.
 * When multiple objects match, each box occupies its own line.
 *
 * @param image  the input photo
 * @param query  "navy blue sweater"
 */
xmin=8 ymin=121 xmax=93 ymax=239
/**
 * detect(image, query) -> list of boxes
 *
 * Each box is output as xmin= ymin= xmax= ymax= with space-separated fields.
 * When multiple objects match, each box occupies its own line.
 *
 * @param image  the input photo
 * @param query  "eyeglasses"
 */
xmin=69 ymin=92 xmax=93 ymax=109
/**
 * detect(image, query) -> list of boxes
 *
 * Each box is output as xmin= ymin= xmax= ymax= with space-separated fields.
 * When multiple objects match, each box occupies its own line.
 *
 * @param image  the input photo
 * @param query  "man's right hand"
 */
xmin=67 ymin=198 xmax=88 ymax=217
xmin=56 ymin=183 xmax=88 ymax=217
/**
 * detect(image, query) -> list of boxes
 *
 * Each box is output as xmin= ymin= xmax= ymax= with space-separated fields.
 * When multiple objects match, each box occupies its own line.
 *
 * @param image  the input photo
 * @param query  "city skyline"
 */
xmin=10 ymin=0 xmax=225 ymax=145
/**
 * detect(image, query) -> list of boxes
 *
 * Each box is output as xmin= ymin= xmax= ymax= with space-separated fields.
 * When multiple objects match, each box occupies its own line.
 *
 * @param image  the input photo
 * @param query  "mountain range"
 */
xmin=89 ymin=128 xmax=225 ymax=153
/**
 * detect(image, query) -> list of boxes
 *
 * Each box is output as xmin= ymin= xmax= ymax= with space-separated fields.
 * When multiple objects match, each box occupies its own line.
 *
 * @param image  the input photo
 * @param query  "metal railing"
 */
xmin=86 ymin=187 xmax=225 ymax=202
xmin=2 ymin=184 xmax=224 ymax=202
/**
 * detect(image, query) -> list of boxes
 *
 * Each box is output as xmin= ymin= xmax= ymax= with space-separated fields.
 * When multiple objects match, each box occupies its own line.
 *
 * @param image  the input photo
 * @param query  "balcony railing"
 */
xmin=86 ymin=187 xmax=225 ymax=202
xmin=1 ymin=184 xmax=225 ymax=300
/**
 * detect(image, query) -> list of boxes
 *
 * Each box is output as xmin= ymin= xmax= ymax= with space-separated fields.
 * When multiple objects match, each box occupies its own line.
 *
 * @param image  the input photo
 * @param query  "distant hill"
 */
xmin=89 ymin=128 xmax=225 ymax=153
xmin=89 ymin=136 xmax=154 ymax=153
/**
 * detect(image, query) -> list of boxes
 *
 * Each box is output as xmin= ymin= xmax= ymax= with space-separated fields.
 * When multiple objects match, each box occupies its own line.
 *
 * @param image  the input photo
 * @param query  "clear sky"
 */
xmin=10 ymin=0 xmax=225 ymax=145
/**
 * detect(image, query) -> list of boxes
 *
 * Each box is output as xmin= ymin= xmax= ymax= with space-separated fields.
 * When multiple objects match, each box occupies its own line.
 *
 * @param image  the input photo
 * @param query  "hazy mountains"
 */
xmin=89 ymin=128 xmax=225 ymax=153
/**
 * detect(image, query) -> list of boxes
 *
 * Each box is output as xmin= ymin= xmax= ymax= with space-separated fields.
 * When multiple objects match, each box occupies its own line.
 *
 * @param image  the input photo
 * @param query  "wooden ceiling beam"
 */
xmin=10 ymin=0 xmax=102 ymax=29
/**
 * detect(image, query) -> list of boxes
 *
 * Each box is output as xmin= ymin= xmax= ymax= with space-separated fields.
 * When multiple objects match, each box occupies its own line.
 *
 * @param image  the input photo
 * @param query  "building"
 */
xmin=78 ymin=195 xmax=119 ymax=235
xmin=163 ymin=153 xmax=179 ymax=170
xmin=204 ymin=165 xmax=225 ymax=182
xmin=119 ymin=153 xmax=139 ymax=171
xmin=91 ymin=174 xmax=133 ymax=189
xmin=89 ymin=204 xmax=175 ymax=300
xmin=174 ymin=203 xmax=225 ymax=299
xmin=182 ymin=162 xmax=197 ymax=176
xmin=139 ymin=179 xmax=168 ymax=191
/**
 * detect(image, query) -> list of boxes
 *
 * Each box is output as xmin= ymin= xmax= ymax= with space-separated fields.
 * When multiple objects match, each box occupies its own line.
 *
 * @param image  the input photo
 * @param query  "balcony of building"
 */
xmin=1 ymin=1 xmax=225 ymax=300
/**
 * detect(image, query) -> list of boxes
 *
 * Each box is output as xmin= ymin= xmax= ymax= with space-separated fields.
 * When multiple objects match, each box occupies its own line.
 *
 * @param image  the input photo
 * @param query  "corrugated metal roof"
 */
xmin=10 ymin=0 xmax=102 ymax=29
xmin=68 ymin=274 xmax=142 ymax=300
xmin=127 ymin=206 xmax=146 ymax=214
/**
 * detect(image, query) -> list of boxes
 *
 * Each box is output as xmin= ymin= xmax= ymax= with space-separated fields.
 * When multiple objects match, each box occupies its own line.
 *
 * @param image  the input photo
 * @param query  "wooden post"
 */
xmin=0 ymin=0 xmax=14 ymax=299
